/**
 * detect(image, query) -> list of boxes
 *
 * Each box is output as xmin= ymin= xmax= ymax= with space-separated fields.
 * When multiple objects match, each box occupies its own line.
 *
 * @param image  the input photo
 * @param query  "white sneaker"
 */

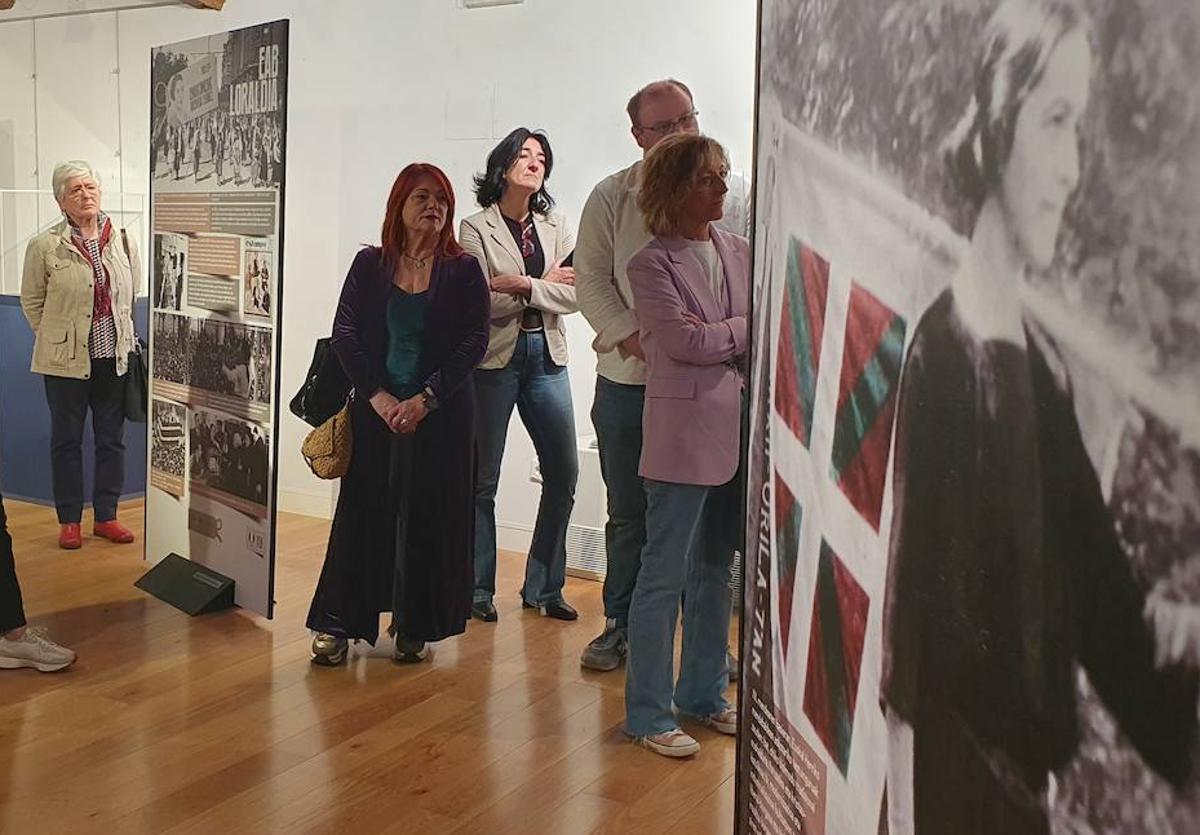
xmin=0 ymin=627 xmax=77 ymax=672
xmin=696 ymin=706 xmax=738 ymax=736
xmin=634 ymin=728 xmax=701 ymax=758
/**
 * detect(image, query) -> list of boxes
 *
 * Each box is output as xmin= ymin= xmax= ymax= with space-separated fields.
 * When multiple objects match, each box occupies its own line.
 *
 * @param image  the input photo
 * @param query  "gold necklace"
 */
xmin=401 ymin=250 xmax=434 ymax=269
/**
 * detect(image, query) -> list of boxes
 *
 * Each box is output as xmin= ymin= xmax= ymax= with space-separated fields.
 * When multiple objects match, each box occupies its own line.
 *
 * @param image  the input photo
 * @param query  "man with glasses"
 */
xmin=576 ymin=79 xmax=748 ymax=673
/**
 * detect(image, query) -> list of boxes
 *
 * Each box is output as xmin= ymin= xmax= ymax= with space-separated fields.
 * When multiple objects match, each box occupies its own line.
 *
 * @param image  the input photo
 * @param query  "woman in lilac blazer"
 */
xmin=624 ymin=134 xmax=749 ymax=758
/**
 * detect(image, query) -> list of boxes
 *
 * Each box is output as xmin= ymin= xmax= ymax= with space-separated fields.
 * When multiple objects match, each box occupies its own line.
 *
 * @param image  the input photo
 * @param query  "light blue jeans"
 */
xmin=473 ymin=331 xmax=579 ymax=606
xmin=625 ymin=477 xmax=738 ymax=736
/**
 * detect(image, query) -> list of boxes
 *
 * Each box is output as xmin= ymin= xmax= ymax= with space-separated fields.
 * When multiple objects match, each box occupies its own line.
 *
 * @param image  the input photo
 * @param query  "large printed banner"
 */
xmin=739 ymin=1 xmax=1200 ymax=833
xmin=146 ymin=20 xmax=289 ymax=617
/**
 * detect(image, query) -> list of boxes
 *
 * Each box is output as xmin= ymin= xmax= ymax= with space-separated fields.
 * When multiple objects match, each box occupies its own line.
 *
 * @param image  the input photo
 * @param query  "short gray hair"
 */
xmin=52 ymin=160 xmax=100 ymax=203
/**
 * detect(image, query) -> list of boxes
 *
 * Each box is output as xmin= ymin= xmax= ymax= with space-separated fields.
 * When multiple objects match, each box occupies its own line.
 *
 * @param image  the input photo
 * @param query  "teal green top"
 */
xmin=385 ymin=288 xmax=428 ymax=398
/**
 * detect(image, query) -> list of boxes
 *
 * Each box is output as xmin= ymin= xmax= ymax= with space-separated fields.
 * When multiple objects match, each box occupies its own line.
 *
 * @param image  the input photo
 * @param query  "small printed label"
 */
xmin=191 ymin=571 xmax=224 ymax=589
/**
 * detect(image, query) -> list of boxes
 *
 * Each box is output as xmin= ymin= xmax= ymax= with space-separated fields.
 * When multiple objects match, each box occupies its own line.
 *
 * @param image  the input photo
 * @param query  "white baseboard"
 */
xmin=278 ymin=486 xmax=336 ymax=519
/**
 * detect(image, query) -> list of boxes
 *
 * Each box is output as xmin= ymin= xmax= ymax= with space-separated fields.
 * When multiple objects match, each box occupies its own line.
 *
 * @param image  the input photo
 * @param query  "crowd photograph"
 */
xmin=150 ymin=312 xmax=272 ymax=406
xmin=189 ymin=409 xmax=270 ymax=510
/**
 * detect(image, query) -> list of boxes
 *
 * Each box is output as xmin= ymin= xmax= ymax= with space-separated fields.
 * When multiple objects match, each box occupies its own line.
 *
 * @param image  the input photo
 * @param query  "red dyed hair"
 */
xmin=380 ymin=163 xmax=463 ymax=265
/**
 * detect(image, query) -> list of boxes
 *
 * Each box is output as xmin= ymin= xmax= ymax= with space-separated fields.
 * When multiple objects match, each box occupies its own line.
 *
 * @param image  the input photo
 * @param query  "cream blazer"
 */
xmin=21 ymin=218 xmax=139 ymax=379
xmin=459 ymin=205 xmax=577 ymax=370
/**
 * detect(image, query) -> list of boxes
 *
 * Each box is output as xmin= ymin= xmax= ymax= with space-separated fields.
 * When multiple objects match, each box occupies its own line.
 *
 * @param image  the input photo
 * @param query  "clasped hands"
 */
xmin=370 ymin=389 xmax=428 ymax=434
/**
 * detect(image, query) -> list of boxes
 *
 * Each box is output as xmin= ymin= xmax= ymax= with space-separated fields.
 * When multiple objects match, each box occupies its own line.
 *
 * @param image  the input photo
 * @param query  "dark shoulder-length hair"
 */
xmin=944 ymin=0 xmax=1088 ymax=214
xmin=381 ymin=163 xmax=464 ymax=265
xmin=473 ymin=128 xmax=555 ymax=214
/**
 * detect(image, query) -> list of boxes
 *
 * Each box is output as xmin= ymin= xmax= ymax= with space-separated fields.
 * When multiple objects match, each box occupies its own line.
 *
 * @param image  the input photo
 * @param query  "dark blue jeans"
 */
xmin=591 ymin=376 xmax=648 ymax=627
xmin=43 ymin=359 xmax=126 ymax=524
xmin=473 ymin=331 xmax=578 ymax=606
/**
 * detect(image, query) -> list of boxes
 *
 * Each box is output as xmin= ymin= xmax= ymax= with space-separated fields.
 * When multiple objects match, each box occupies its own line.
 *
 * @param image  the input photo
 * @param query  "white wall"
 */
xmin=0 ymin=0 xmax=758 ymax=548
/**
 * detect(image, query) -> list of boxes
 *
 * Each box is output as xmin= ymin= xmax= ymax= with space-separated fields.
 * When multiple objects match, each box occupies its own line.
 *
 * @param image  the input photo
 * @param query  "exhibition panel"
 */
xmin=739 ymin=1 xmax=1200 ymax=833
xmin=145 ymin=19 xmax=289 ymax=617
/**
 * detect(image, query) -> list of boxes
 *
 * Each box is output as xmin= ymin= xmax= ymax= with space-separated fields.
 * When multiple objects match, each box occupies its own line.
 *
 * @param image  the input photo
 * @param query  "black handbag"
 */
xmin=119 ymin=229 xmax=148 ymax=423
xmin=289 ymin=337 xmax=352 ymax=427
xmin=125 ymin=337 xmax=149 ymax=422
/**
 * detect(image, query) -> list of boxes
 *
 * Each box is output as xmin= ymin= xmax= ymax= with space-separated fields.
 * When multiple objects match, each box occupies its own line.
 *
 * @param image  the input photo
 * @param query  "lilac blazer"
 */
xmin=626 ymin=227 xmax=749 ymax=486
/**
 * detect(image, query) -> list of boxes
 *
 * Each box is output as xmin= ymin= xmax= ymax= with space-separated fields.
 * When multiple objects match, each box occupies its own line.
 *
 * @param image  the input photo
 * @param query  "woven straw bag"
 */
xmin=301 ymin=401 xmax=352 ymax=479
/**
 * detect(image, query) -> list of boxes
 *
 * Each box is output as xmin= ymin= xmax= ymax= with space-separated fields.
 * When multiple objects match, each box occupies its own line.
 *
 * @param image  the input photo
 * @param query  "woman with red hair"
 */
xmin=306 ymin=163 xmax=491 ymax=664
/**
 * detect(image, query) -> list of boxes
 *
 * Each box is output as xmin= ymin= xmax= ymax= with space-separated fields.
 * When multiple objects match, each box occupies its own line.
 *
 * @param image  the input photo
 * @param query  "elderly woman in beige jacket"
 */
xmin=21 ymin=160 xmax=139 ymax=550
xmin=459 ymin=128 xmax=580 ymax=623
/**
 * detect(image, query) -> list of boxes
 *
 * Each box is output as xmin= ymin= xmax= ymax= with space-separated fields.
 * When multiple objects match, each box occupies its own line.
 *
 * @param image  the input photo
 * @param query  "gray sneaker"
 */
xmin=580 ymin=618 xmax=627 ymax=671
xmin=310 ymin=632 xmax=348 ymax=666
xmin=0 ymin=627 xmax=76 ymax=673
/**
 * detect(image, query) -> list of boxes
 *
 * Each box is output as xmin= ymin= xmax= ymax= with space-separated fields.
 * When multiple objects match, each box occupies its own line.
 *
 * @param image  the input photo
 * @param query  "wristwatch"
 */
xmin=420 ymin=386 xmax=438 ymax=411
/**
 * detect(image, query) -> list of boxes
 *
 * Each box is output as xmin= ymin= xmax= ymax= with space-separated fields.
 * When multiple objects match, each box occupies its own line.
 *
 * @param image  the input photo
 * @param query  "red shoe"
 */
xmin=94 ymin=520 xmax=135 ymax=544
xmin=59 ymin=523 xmax=83 ymax=550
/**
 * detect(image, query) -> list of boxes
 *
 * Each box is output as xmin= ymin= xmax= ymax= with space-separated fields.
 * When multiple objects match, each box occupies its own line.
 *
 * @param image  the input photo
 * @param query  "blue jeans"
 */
xmin=473 ymin=331 xmax=578 ymax=606
xmin=625 ymin=477 xmax=738 ymax=736
xmin=591 ymin=377 xmax=646 ymax=627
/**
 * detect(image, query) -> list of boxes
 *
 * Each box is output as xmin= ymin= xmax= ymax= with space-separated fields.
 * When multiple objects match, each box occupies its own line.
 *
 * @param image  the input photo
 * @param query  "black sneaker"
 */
xmin=471 ymin=601 xmax=498 ymax=622
xmin=393 ymin=634 xmax=428 ymax=664
xmin=580 ymin=618 xmax=627 ymax=671
xmin=524 ymin=598 xmax=579 ymax=621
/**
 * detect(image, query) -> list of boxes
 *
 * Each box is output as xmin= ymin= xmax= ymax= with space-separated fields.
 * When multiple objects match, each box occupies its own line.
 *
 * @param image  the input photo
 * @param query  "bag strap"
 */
xmin=118 ymin=229 xmax=147 ymax=354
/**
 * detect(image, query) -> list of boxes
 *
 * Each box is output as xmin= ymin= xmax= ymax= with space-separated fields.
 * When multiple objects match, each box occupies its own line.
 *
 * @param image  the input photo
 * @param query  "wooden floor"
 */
xmin=0 ymin=499 xmax=736 ymax=834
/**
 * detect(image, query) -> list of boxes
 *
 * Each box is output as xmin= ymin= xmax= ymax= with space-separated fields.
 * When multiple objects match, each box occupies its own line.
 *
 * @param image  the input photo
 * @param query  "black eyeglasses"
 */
xmin=639 ymin=109 xmax=699 ymax=135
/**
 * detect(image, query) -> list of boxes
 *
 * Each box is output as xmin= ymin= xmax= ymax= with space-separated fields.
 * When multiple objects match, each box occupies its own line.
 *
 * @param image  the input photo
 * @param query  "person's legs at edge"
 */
xmin=517 ymin=332 xmax=579 ymax=617
xmin=581 ymin=377 xmax=646 ymax=670
xmin=471 ymin=347 xmax=523 ymax=620
xmin=674 ymin=475 xmax=737 ymax=732
xmin=0 ymin=490 xmax=76 ymax=672
xmin=625 ymin=479 xmax=708 ymax=756
xmin=90 ymin=358 xmax=132 ymax=542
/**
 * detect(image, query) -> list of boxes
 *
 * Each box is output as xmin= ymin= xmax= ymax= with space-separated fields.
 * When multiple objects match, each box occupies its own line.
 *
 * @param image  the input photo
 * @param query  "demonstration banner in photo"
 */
xmin=146 ymin=20 xmax=289 ymax=617
xmin=738 ymin=1 xmax=1200 ymax=833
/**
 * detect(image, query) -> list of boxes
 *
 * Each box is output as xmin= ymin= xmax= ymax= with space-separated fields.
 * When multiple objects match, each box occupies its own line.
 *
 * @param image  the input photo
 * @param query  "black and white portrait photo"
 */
xmin=745 ymin=1 xmax=1200 ymax=833
xmin=152 ymin=232 xmax=187 ymax=311
xmin=243 ymin=237 xmax=273 ymax=319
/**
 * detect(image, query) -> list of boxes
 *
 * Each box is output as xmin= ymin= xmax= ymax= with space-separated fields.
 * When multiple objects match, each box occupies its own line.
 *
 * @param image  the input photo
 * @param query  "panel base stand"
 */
xmin=135 ymin=553 xmax=235 ymax=616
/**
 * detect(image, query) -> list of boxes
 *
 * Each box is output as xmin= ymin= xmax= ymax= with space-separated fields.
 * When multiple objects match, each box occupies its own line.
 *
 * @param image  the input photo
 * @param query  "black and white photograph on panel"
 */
xmin=188 ymin=408 xmax=270 ymax=519
xmin=150 ymin=313 xmax=272 ymax=424
xmin=739 ymin=1 xmax=1200 ymax=834
xmin=152 ymin=232 xmax=187 ymax=311
xmin=149 ymin=399 xmax=187 ymax=499
xmin=242 ymin=237 xmax=273 ymax=319
xmin=151 ymin=23 xmax=287 ymax=190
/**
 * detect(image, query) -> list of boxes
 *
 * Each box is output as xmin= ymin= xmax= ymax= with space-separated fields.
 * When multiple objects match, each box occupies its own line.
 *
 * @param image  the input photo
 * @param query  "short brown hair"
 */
xmin=637 ymin=133 xmax=729 ymax=238
xmin=626 ymin=79 xmax=693 ymax=128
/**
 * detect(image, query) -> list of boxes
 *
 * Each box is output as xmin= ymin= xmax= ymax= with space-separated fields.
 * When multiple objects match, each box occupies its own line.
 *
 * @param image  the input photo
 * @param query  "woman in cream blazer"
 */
xmin=459 ymin=128 xmax=580 ymax=624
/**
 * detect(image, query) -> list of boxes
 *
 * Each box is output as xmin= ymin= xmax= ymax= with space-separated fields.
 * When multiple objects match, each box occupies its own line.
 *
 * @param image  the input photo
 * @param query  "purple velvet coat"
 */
xmin=306 ymin=247 xmax=490 ymax=643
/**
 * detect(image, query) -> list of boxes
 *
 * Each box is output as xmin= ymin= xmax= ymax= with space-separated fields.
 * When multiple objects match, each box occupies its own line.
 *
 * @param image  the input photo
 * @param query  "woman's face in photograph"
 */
xmin=1000 ymin=29 xmax=1091 ymax=271
xmin=505 ymin=137 xmax=547 ymax=194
